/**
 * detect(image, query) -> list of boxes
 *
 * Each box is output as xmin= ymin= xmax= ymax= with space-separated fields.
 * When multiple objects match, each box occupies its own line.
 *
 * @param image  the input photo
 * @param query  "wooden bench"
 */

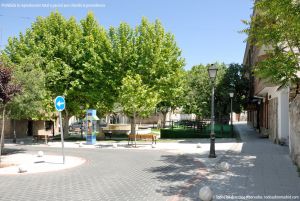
xmin=128 ymin=134 xmax=157 ymax=145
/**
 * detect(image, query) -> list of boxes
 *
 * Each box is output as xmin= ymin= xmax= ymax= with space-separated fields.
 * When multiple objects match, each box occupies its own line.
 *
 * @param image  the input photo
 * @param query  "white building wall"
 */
xmin=267 ymin=86 xmax=289 ymax=143
xmin=69 ymin=116 xmax=77 ymax=125
xmin=277 ymin=88 xmax=290 ymax=142
xmin=264 ymin=86 xmax=289 ymax=144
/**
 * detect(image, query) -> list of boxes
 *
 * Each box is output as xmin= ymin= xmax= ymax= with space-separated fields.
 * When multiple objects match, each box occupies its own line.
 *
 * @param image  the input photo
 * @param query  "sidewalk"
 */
xmin=3 ymin=135 xmax=237 ymax=176
xmin=5 ymin=137 xmax=237 ymax=155
xmin=187 ymin=122 xmax=300 ymax=201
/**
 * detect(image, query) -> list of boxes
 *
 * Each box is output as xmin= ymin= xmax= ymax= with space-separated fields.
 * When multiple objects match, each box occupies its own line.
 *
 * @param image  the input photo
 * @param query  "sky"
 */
xmin=0 ymin=0 xmax=254 ymax=69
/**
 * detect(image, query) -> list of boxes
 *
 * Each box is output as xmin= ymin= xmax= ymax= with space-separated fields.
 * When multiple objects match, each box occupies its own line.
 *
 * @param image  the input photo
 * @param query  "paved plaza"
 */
xmin=0 ymin=145 xmax=206 ymax=201
xmin=185 ymin=123 xmax=300 ymax=201
xmin=0 ymin=123 xmax=300 ymax=201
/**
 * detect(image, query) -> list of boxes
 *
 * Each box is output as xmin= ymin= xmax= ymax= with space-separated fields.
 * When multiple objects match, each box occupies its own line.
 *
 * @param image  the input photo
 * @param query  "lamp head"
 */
xmin=208 ymin=64 xmax=218 ymax=81
xmin=229 ymin=92 xmax=234 ymax=98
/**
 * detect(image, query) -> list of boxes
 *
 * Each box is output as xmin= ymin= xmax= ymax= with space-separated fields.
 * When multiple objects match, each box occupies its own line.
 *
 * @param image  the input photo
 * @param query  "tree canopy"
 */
xmin=183 ymin=63 xmax=249 ymax=120
xmin=0 ymin=61 xmax=21 ymax=162
xmin=243 ymin=0 xmax=300 ymax=86
xmin=110 ymin=18 xmax=185 ymax=129
xmin=3 ymin=11 xmax=186 ymax=134
xmin=119 ymin=73 xmax=159 ymax=119
xmin=3 ymin=12 xmax=115 ymax=134
xmin=2 ymin=10 xmax=251 ymax=134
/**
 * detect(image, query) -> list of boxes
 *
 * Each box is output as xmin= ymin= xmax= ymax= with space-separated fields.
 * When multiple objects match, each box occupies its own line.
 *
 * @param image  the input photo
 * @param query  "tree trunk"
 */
xmin=130 ymin=113 xmax=136 ymax=147
xmin=157 ymin=117 xmax=162 ymax=129
xmin=44 ymin=121 xmax=47 ymax=144
xmin=13 ymin=119 xmax=16 ymax=143
xmin=0 ymin=106 xmax=6 ymax=163
xmin=161 ymin=111 xmax=168 ymax=128
xmin=62 ymin=110 xmax=70 ymax=136
xmin=52 ymin=120 xmax=55 ymax=137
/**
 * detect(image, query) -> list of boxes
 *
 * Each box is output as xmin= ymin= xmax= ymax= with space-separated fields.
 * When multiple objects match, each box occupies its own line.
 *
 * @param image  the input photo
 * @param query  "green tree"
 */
xmin=4 ymin=12 xmax=83 ymax=135
xmin=4 ymin=12 xmax=114 ymax=135
xmin=134 ymin=18 xmax=185 ymax=127
xmin=0 ymin=61 xmax=21 ymax=162
xmin=4 ymin=13 xmax=185 ymax=136
xmin=184 ymin=63 xmax=249 ymax=120
xmin=78 ymin=12 xmax=114 ymax=116
xmin=107 ymin=22 xmax=138 ymax=116
xmin=183 ymin=64 xmax=212 ymax=119
xmin=109 ymin=18 xmax=185 ymax=127
xmin=119 ymin=74 xmax=159 ymax=143
xmin=243 ymin=0 xmax=300 ymax=86
xmin=5 ymin=56 xmax=54 ymax=142
xmin=156 ymin=69 xmax=185 ymax=128
xmin=216 ymin=63 xmax=249 ymax=118
xmin=6 ymin=56 xmax=53 ymax=120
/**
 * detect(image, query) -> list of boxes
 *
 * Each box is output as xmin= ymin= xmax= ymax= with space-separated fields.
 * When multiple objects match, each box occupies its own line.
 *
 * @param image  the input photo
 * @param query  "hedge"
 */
xmin=160 ymin=124 xmax=235 ymax=139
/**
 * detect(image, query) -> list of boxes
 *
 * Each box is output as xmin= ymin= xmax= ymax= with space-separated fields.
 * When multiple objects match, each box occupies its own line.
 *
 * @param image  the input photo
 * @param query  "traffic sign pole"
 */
xmin=55 ymin=96 xmax=66 ymax=164
xmin=59 ymin=111 xmax=65 ymax=164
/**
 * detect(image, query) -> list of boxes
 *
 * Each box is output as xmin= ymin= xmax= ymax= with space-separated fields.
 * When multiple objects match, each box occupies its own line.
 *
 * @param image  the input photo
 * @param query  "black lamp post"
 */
xmin=229 ymin=92 xmax=234 ymax=137
xmin=208 ymin=64 xmax=218 ymax=158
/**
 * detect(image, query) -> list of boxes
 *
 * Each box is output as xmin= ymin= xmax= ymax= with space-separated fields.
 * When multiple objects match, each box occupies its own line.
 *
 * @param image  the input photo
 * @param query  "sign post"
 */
xmin=55 ymin=96 xmax=66 ymax=164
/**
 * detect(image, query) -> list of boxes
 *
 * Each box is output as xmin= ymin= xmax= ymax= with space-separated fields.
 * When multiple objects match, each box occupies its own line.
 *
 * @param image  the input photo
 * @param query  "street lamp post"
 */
xmin=208 ymin=64 xmax=218 ymax=158
xmin=229 ymin=92 xmax=234 ymax=137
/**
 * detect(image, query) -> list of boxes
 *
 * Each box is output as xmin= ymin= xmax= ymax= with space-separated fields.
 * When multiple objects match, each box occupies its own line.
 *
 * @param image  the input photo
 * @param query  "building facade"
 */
xmin=1 ymin=119 xmax=57 ymax=140
xmin=243 ymin=7 xmax=300 ymax=167
xmin=243 ymin=43 xmax=290 ymax=144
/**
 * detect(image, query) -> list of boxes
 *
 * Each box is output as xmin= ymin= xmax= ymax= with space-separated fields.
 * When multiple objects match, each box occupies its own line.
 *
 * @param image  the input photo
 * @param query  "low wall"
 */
xmin=289 ymin=94 xmax=300 ymax=167
xmin=2 ymin=119 xmax=28 ymax=139
xmin=101 ymin=124 xmax=151 ymax=135
xmin=136 ymin=128 xmax=151 ymax=134
xmin=34 ymin=120 xmax=52 ymax=136
xmin=102 ymin=124 xmax=136 ymax=134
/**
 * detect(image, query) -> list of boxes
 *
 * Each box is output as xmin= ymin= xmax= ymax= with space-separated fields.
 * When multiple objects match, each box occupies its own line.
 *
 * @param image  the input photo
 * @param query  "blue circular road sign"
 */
xmin=55 ymin=96 xmax=65 ymax=111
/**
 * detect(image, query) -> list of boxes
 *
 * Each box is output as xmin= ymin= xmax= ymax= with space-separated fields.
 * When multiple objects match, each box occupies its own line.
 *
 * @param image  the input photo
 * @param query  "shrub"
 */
xmin=160 ymin=124 xmax=235 ymax=139
xmin=160 ymin=129 xmax=200 ymax=138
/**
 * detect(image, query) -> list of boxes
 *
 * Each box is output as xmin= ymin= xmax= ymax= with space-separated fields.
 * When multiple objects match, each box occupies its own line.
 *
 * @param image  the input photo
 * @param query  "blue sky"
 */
xmin=0 ymin=0 xmax=253 ymax=69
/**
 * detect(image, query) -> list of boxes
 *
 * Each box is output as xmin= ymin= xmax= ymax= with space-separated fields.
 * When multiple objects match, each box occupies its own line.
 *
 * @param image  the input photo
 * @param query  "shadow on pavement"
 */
xmin=146 ymin=123 xmax=300 ymax=201
xmin=1 ymin=147 xmax=26 ymax=155
xmin=145 ymin=153 xmax=209 ymax=201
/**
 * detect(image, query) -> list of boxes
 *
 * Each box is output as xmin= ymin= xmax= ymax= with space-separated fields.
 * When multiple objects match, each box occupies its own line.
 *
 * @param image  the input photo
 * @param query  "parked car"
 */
xmin=69 ymin=122 xmax=86 ymax=132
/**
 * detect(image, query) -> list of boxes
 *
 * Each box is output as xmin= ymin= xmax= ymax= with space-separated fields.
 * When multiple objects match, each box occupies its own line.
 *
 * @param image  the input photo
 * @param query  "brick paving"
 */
xmin=0 ymin=147 xmax=205 ymax=201
xmin=183 ymin=123 xmax=300 ymax=201
xmin=1 ymin=123 xmax=300 ymax=201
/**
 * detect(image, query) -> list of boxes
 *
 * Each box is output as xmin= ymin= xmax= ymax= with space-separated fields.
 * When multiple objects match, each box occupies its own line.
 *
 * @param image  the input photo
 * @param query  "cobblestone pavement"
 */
xmin=184 ymin=123 xmax=300 ymax=201
xmin=0 ymin=146 xmax=206 ymax=201
xmin=2 ymin=123 xmax=299 ymax=201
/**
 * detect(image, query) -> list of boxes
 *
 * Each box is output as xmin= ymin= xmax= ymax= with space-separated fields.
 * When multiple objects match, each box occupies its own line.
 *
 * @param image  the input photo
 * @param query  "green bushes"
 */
xmin=160 ymin=124 xmax=235 ymax=139
xmin=160 ymin=129 xmax=201 ymax=138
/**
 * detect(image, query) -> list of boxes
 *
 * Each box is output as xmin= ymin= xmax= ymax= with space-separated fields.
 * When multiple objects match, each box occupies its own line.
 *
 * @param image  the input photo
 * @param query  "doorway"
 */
xmin=27 ymin=120 xmax=33 ymax=136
